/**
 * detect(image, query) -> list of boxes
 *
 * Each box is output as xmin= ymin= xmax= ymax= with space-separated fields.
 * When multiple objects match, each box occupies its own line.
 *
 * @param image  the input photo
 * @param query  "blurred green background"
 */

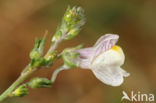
xmin=0 ymin=0 xmax=156 ymax=103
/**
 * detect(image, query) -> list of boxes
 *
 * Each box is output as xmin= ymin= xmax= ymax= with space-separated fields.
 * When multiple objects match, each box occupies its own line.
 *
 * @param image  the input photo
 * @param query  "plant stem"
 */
xmin=51 ymin=65 xmax=69 ymax=83
xmin=0 ymin=66 xmax=37 ymax=102
xmin=45 ymin=34 xmax=65 ymax=57
xmin=0 ymin=32 xmax=65 ymax=102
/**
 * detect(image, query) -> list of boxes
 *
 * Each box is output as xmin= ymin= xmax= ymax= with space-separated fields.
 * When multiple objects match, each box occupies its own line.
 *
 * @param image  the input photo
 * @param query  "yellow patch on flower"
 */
xmin=111 ymin=45 xmax=122 ymax=56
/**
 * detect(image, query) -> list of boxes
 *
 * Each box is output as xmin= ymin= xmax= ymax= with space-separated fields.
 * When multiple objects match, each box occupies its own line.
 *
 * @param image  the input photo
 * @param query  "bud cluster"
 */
xmin=30 ymin=37 xmax=57 ymax=68
xmin=52 ymin=6 xmax=86 ymax=43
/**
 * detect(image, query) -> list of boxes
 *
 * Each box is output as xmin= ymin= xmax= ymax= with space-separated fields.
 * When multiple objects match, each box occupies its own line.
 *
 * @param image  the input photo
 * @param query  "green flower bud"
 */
xmin=30 ymin=57 xmax=45 ymax=68
xmin=64 ymin=6 xmax=85 ymax=27
xmin=30 ymin=50 xmax=40 ymax=60
xmin=64 ymin=6 xmax=75 ymax=24
xmin=52 ymin=6 xmax=86 ymax=43
xmin=44 ymin=51 xmax=57 ymax=66
xmin=28 ymin=77 xmax=52 ymax=88
xmin=64 ymin=6 xmax=86 ymax=40
xmin=29 ymin=33 xmax=48 ymax=68
xmin=30 ymin=51 xmax=57 ymax=68
xmin=30 ymin=39 xmax=42 ymax=59
xmin=65 ymin=28 xmax=79 ymax=40
xmin=11 ymin=84 xmax=28 ymax=97
xmin=30 ymin=33 xmax=47 ymax=60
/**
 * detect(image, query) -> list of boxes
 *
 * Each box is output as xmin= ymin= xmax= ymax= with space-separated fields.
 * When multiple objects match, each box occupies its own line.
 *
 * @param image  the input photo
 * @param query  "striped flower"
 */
xmin=75 ymin=34 xmax=130 ymax=86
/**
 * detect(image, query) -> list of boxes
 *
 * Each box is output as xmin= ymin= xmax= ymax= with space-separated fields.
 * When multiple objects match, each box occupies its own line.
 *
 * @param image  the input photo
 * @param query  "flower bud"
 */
xmin=30 ymin=39 xmax=42 ymax=59
xmin=30 ymin=57 xmax=45 ymax=68
xmin=30 ymin=34 xmax=47 ymax=60
xmin=44 ymin=51 xmax=57 ymax=66
xmin=64 ymin=6 xmax=85 ymax=40
xmin=28 ymin=77 xmax=52 ymax=88
xmin=11 ymin=84 xmax=28 ymax=97
xmin=30 ymin=51 xmax=57 ymax=68
xmin=64 ymin=6 xmax=85 ymax=26
xmin=52 ymin=6 xmax=86 ymax=43
xmin=29 ymin=34 xmax=48 ymax=68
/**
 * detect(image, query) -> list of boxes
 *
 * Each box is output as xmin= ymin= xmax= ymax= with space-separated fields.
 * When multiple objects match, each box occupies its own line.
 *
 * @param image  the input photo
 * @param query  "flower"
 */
xmin=75 ymin=34 xmax=130 ymax=86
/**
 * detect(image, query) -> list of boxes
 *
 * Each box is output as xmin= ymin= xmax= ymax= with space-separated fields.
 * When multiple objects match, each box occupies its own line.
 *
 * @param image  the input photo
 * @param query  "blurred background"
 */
xmin=0 ymin=0 xmax=156 ymax=103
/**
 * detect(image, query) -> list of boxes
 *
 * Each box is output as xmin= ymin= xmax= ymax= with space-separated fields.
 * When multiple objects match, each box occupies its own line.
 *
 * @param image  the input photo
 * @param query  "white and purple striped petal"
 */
xmin=93 ymin=34 xmax=119 ymax=59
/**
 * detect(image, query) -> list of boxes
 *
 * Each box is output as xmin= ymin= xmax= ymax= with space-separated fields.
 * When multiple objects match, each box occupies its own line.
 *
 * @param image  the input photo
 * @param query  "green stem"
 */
xmin=45 ymin=34 xmax=64 ymax=57
xmin=0 ymin=66 xmax=37 ymax=102
xmin=0 ymin=29 xmax=66 ymax=102
xmin=51 ymin=65 xmax=69 ymax=83
xmin=0 ymin=34 xmax=64 ymax=102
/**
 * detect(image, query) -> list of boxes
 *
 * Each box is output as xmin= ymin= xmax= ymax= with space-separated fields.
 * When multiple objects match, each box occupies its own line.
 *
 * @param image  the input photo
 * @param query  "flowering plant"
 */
xmin=0 ymin=6 xmax=129 ymax=102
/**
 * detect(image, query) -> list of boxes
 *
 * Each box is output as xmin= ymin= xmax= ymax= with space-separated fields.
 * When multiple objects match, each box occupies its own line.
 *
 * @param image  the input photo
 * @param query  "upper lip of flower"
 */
xmin=93 ymin=34 xmax=119 ymax=59
xmin=79 ymin=34 xmax=120 ymax=65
